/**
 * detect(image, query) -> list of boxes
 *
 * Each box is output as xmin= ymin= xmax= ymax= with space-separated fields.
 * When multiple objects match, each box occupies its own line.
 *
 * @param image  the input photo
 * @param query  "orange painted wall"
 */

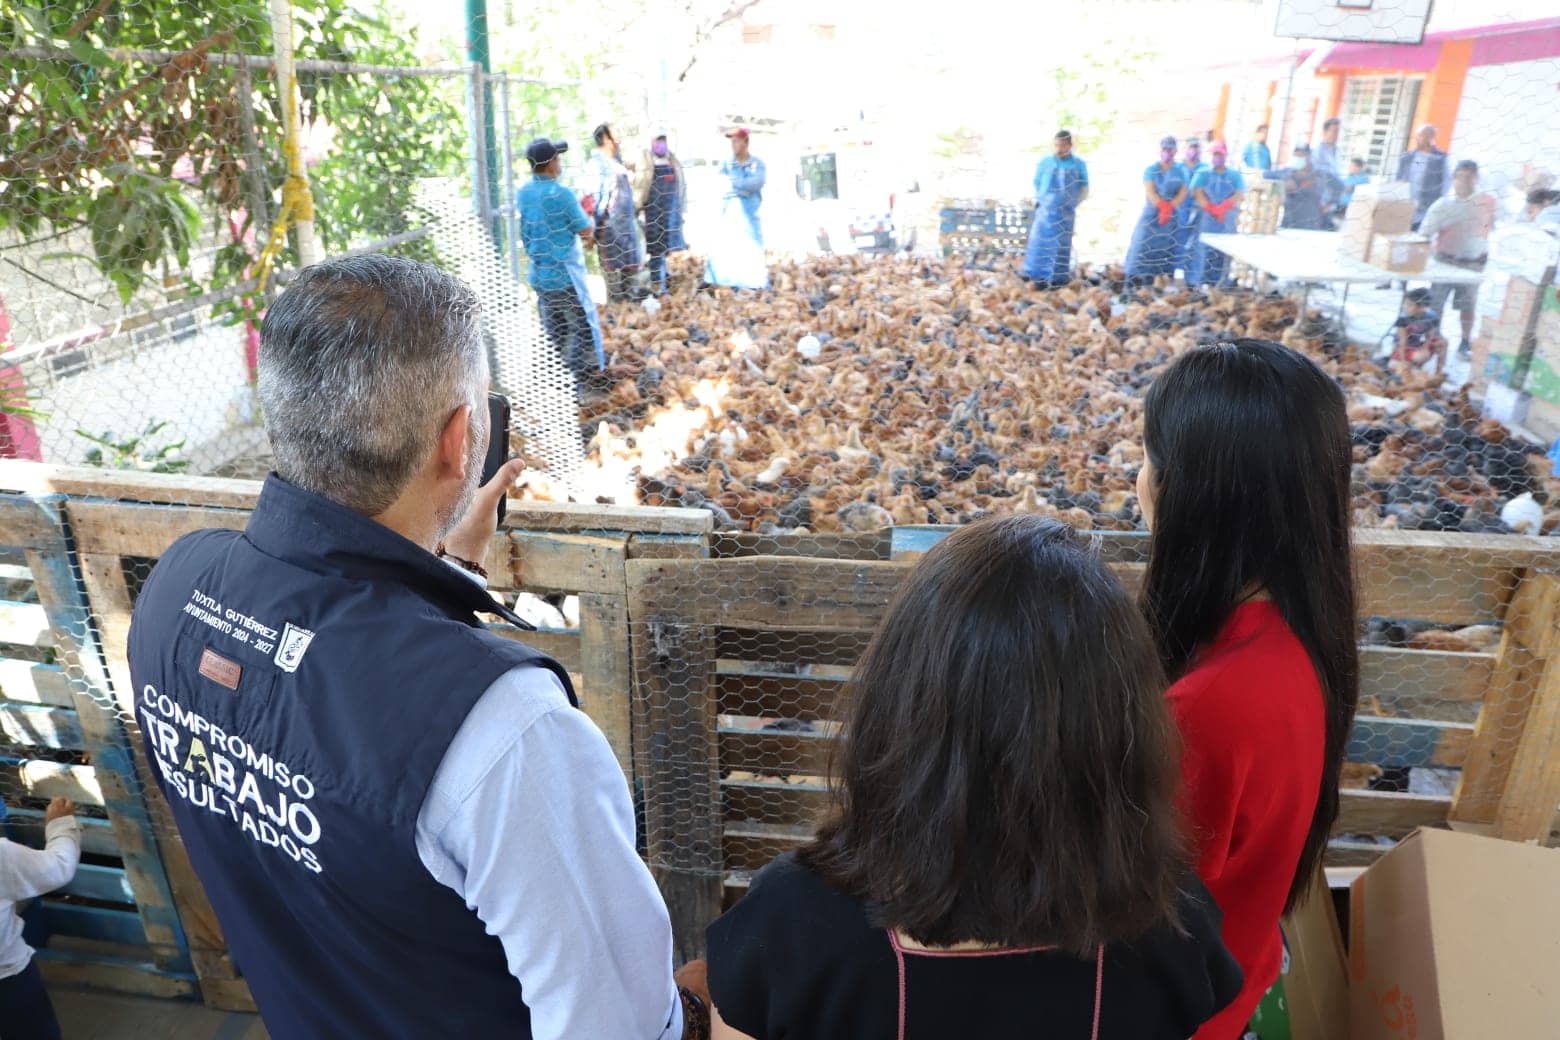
xmin=1323 ymin=72 xmax=1344 ymax=121
xmin=1411 ymin=38 xmax=1474 ymax=150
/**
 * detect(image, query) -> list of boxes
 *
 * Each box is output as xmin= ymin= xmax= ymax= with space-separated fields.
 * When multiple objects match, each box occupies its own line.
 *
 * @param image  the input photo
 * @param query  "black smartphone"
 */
xmin=483 ymin=391 xmax=512 ymax=524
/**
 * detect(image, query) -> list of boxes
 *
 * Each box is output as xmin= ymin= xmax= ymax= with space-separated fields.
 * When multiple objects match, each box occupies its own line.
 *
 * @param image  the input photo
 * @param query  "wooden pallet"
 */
xmin=0 ymin=494 xmax=198 ymax=1000
xmin=626 ymin=529 xmax=1560 ymax=956
xmin=0 ymin=463 xmax=708 ymax=1009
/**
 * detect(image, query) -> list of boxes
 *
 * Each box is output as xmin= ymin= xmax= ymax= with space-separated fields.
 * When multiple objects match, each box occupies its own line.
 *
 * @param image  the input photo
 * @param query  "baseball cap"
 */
xmin=1294 ymin=142 xmax=1311 ymax=154
xmin=1160 ymin=135 xmax=1177 ymax=149
xmin=1210 ymin=140 xmax=1229 ymax=154
xmin=526 ymin=138 xmax=568 ymax=168
xmin=725 ymin=127 xmax=750 ymax=141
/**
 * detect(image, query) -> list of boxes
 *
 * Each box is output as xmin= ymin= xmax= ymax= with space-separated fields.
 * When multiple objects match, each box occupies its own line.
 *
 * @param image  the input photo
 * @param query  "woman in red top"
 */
xmin=1135 ymin=339 xmax=1359 ymax=1039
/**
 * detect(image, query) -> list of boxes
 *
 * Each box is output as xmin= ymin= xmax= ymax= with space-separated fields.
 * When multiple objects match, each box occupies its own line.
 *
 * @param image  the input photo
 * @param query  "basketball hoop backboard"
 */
xmin=1274 ymin=0 xmax=1434 ymax=44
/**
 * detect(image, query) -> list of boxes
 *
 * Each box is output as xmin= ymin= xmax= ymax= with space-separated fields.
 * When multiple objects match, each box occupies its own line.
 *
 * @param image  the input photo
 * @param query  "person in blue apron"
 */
xmin=1125 ymin=136 xmax=1190 ymax=286
xmin=583 ymin=123 xmax=643 ymax=304
xmin=639 ymin=134 xmax=687 ymax=296
xmin=705 ymin=128 xmax=769 ymax=290
xmin=1174 ymin=138 xmax=1208 ymax=276
xmin=1267 ymin=143 xmax=1324 ymax=231
xmin=1186 ymin=142 xmax=1246 ymax=288
xmin=1021 ymin=130 xmax=1090 ymax=289
xmin=517 ymin=138 xmax=604 ymax=385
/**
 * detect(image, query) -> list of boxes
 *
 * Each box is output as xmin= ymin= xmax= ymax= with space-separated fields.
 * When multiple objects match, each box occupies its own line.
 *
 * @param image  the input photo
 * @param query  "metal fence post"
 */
xmin=497 ymin=74 xmax=521 ymax=281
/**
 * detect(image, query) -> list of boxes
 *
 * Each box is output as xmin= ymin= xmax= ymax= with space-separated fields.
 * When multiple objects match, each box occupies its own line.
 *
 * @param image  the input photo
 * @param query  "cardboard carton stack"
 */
xmin=1338 ymin=181 xmax=1415 ymax=264
xmin=1373 ymin=234 xmax=1432 ymax=275
xmin=1472 ymin=223 xmax=1560 ymax=399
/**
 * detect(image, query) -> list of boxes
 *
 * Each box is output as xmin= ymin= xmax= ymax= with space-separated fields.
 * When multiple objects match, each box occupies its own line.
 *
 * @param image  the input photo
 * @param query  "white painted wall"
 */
xmin=1452 ymin=57 xmax=1560 ymax=221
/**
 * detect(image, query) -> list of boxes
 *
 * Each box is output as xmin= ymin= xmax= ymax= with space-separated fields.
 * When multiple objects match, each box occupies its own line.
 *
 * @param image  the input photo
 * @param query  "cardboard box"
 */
xmin=1282 ymin=871 xmax=1350 ymax=1040
xmin=1375 ymin=234 xmax=1431 ymax=274
xmin=1371 ymin=200 xmax=1416 ymax=237
xmin=1349 ymin=829 xmax=1560 ymax=1039
xmin=1338 ymin=186 xmax=1415 ymax=260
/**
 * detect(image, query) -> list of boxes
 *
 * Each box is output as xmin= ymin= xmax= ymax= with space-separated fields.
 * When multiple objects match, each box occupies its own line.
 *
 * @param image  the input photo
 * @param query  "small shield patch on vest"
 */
xmin=275 ymin=623 xmax=315 ymax=673
xmin=198 ymin=648 xmax=242 ymax=690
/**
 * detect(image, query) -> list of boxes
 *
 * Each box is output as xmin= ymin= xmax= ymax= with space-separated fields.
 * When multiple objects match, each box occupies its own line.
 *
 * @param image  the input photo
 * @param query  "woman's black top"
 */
xmin=707 ymin=853 xmax=1242 ymax=1040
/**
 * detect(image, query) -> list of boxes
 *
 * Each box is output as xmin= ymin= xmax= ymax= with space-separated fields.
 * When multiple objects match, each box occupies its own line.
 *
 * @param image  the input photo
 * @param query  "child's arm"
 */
xmin=0 ymin=798 xmax=81 ymax=900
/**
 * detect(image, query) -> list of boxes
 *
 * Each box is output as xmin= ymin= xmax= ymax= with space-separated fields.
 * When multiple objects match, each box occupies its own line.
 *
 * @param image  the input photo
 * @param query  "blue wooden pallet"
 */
xmin=0 ymin=494 xmax=196 ymax=996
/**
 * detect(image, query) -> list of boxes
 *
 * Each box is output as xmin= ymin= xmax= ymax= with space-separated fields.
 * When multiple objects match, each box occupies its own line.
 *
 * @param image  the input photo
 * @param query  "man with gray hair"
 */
xmin=125 ymin=255 xmax=705 ymax=1039
xmin=1395 ymin=124 xmax=1450 ymax=229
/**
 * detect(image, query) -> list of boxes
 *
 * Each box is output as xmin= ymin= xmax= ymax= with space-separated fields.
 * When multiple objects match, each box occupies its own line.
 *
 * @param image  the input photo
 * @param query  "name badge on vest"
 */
xmin=198 ymin=648 xmax=243 ymax=690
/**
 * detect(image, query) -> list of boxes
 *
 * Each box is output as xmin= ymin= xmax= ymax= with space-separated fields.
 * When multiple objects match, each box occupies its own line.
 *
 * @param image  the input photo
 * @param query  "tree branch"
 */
xmin=677 ymin=0 xmax=765 ymax=83
xmin=66 ymin=0 xmax=117 ymax=39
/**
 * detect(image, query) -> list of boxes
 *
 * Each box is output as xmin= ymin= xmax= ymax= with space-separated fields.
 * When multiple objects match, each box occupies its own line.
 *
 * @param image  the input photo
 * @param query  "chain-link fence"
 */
xmin=3 ymin=0 xmax=1560 ymax=1010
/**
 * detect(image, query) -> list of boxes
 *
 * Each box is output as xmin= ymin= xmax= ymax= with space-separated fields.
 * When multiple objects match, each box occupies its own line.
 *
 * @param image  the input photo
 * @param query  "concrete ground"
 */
xmin=51 ymin=987 xmax=266 ymax=1040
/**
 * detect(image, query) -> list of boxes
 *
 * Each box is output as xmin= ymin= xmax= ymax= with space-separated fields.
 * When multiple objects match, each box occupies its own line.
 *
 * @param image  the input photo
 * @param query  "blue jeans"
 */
xmin=537 ymin=288 xmax=599 ymax=381
xmin=648 ymin=253 xmax=668 ymax=295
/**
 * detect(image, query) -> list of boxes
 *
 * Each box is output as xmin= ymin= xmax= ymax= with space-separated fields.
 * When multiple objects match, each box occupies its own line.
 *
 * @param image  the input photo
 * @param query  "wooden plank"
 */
xmin=9 ymin=759 xmax=105 ymax=804
xmin=716 ymin=669 xmax=848 ymax=722
xmin=634 ymin=617 xmax=720 ymax=962
xmin=0 ymin=496 xmax=72 ymax=548
xmin=1359 ymin=646 xmax=1493 ymax=713
xmin=0 ymin=661 xmax=76 ymax=708
xmin=0 ymin=600 xmax=51 ymax=648
xmin=722 ymin=777 xmax=829 ymax=828
xmin=505 ymin=498 xmax=711 ymax=535
xmin=510 ymin=532 xmax=626 ymax=595
xmin=0 ymin=461 xmax=262 ymax=509
xmin=66 ymin=549 xmax=203 ymax=965
xmin=36 ymin=901 xmax=148 ymax=946
xmin=715 ymin=628 xmax=871 ymax=667
xmin=628 ymin=557 xmax=907 ymax=631
xmin=1354 ymin=530 xmax=1549 ymax=624
xmin=1336 ymin=789 xmax=1450 ymax=836
xmin=717 ymin=531 xmax=890 ymax=560
xmin=67 ymin=499 xmax=247 ymax=557
xmin=1492 ymin=646 xmax=1560 ymax=841
xmin=1453 ymin=574 xmax=1560 ymax=825
xmin=198 ymin=976 xmax=259 ymax=1012
xmin=723 ymin=820 xmax=813 ymax=871
xmin=579 ymin=594 xmax=632 ymax=778
xmin=1345 ymin=716 xmax=1474 ymax=769
xmin=35 ymin=950 xmax=200 ymax=1000
xmin=1326 ymin=840 xmax=1392 ymax=868
xmin=0 ymin=700 xmax=84 ymax=749
xmin=488 ymin=625 xmax=582 ymax=674
xmin=6 ymin=810 xmax=121 ymax=857
xmin=627 ymin=534 xmax=711 ymax=561
xmin=62 ymin=863 xmax=137 ymax=904
xmin=719 ymin=718 xmax=838 ymax=777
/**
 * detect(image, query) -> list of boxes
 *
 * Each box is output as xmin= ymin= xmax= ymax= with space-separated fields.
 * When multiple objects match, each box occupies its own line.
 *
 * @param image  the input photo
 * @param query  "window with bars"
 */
xmin=1340 ymin=75 xmax=1423 ymax=177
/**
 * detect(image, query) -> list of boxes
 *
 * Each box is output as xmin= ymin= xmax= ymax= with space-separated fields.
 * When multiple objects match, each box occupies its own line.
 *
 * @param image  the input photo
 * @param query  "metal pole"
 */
xmin=467 ymin=64 xmax=490 ymax=221
xmin=465 ymin=0 xmax=501 ymax=240
xmin=497 ymin=74 xmax=521 ymax=280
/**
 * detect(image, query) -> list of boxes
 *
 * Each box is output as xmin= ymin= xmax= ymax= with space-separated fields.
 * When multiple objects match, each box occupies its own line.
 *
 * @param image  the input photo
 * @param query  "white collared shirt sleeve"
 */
xmin=415 ymin=657 xmax=682 ymax=1040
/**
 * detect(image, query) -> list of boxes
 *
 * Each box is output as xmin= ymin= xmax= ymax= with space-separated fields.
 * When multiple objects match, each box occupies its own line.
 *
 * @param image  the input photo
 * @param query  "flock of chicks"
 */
xmin=568 ymin=252 xmax=1558 ymax=540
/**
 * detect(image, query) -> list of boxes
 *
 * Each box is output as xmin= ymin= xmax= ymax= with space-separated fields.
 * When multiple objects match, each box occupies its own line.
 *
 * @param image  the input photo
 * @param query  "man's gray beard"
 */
xmin=436 ymin=416 xmax=488 ymax=543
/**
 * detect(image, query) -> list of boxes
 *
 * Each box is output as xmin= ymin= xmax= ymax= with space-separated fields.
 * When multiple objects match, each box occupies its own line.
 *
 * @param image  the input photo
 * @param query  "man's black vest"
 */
xmin=127 ymin=476 xmax=574 ymax=1038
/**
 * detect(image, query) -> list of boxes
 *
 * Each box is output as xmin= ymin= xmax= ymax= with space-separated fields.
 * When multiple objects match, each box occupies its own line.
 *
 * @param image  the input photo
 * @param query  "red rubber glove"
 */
xmin=1157 ymin=200 xmax=1175 ymax=225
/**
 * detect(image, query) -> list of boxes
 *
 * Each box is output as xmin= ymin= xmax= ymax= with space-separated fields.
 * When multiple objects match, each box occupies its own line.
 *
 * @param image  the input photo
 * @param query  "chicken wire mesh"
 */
xmin=1 ymin=0 xmax=1560 ymax=994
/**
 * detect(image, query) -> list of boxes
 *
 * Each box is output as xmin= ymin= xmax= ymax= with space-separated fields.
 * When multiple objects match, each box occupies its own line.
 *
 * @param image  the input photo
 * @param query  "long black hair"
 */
xmin=1141 ymin=338 xmax=1358 ymax=912
xmin=800 ymin=515 xmax=1184 ymax=954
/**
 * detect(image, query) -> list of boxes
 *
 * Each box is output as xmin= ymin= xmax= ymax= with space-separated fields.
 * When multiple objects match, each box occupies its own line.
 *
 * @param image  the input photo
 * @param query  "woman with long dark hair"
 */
xmin=704 ymin=516 xmax=1241 ymax=1039
xmin=1137 ymin=339 xmax=1359 ymax=1039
